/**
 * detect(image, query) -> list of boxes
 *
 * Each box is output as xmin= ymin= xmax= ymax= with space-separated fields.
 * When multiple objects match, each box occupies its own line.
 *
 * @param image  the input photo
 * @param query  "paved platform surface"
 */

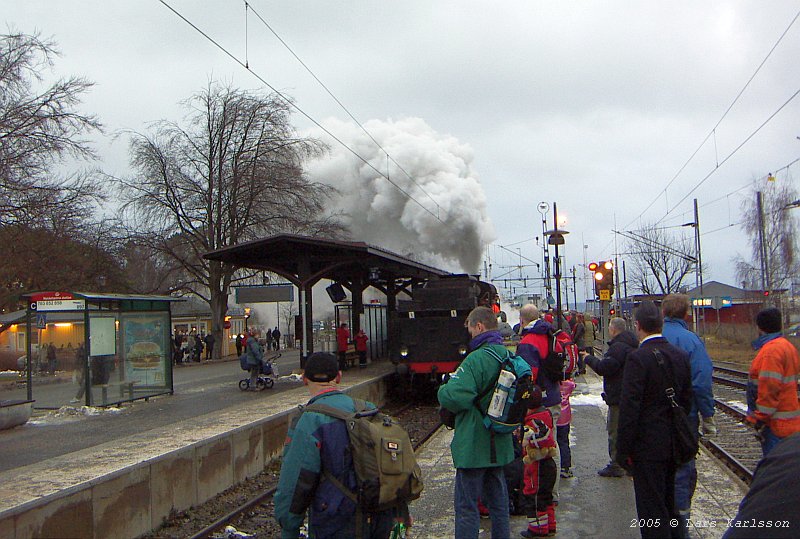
xmin=0 ymin=351 xmax=308 ymax=471
xmin=0 ymin=358 xmax=391 ymax=516
xmin=411 ymin=371 xmax=749 ymax=538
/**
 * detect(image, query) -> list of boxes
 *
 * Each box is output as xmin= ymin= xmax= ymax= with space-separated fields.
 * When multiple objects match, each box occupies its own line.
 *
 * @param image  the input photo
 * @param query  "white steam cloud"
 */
xmin=305 ymin=117 xmax=495 ymax=274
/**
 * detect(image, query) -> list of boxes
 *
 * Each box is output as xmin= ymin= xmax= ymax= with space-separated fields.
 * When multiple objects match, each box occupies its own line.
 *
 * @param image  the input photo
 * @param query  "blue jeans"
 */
xmin=674 ymin=459 xmax=697 ymax=538
xmin=672 ymin=415 xmax=699 ymax=538
xmin=761 ymin=425 xmax=781 ymax=457
xmin=454 ymin=467 xmax=510 ymax=539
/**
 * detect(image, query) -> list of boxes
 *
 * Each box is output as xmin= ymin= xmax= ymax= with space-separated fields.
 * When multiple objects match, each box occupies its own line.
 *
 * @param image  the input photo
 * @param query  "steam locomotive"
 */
xmin=389 ymin=274 xmax=499 ymax=384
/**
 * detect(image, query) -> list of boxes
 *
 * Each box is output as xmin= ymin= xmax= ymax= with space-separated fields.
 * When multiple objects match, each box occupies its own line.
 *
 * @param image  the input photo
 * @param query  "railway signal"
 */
xmin=588 ymin=260 xmax=614 ymax=297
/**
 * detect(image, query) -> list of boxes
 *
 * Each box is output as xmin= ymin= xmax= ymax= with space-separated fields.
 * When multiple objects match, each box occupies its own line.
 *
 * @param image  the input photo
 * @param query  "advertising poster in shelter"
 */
xmin=120 ymin=312 xmax=169 ymax=387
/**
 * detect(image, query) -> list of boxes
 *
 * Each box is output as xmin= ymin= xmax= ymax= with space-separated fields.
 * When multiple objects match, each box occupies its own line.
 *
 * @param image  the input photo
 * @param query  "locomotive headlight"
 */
xmin=458 ymin=345 xmax=468 ymax=356
xmin=400 ymin=346 xmax=409 ymax=358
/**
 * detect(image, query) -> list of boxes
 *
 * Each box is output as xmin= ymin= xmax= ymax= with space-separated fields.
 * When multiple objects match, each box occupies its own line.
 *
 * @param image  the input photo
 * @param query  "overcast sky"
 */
xmin=7 ymin=1 xmax=800 ymax=305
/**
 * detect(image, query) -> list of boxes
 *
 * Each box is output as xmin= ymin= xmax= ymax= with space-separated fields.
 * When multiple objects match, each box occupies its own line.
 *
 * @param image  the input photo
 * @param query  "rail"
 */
xmin=187 ymin=402 xmax=441 ymax=539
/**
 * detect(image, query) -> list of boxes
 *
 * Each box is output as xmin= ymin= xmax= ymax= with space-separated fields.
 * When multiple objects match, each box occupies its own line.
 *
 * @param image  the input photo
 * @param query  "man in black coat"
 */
xmin=272 ymin=326 xmax=281 ymax=351
xmin=617 ymin=301 xmax=692 ymax=539
xmin=203 ymin=332 xmax=215 ymax=360
xmin=582 ymin=316 xmax=638 ymax=477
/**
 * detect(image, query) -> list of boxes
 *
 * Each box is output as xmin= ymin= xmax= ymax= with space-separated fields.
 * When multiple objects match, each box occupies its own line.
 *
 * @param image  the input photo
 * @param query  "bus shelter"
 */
xmin=10 ymin=292 xmax=181 ymax=409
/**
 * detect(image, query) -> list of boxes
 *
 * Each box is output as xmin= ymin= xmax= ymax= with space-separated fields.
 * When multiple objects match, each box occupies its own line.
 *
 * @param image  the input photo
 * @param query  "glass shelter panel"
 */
xmin=11 ymin=292 xmax=176 ymax=410
xmin=1 ymin=312 xmax=87 ymax=409
xmin=115 ymin=312 xmax=171 ymax=400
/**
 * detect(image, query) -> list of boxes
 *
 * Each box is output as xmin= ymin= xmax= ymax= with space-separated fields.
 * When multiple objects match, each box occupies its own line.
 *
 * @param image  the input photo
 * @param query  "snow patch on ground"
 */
xmin=27 ymin=405 xmax=125 ymax=425
xmin=570 ymin=393 xmax=606 ymax=408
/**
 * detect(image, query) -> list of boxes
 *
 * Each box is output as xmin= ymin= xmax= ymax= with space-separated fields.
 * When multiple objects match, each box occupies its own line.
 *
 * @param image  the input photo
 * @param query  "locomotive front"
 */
xmin=390 ymin=275 xmax=497 ymax=383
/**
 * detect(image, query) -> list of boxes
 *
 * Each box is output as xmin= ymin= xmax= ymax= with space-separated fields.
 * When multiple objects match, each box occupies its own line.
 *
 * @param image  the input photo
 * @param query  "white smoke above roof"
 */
xmin=305 ymin=117 xmax=495 ymax=274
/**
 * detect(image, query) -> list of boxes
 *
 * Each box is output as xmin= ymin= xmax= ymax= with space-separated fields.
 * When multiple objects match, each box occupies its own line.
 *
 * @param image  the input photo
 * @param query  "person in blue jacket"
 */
xmin=661 ymin=294 xmax=716 ymax=539
xmin=273 ymin=352 xmax=402 ymax=538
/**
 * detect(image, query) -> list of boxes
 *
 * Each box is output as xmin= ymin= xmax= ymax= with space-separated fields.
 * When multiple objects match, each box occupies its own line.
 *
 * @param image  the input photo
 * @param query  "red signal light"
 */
xmin=764 ymin=290 xmax=770 ymax=296
xmin=588 ymin=262 xmax=598 ymax=271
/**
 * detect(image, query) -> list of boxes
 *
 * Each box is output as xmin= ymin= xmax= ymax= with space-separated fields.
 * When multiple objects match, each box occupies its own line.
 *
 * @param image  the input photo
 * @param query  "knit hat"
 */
xmin=756 ymin=307 xmax=782 ymax=334
xmin=303 ymin=352 xmax=339 ymax=382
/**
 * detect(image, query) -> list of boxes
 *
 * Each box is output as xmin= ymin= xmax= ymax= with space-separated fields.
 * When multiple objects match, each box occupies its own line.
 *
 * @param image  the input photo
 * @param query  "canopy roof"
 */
xmin=203 ymin=234 xmax=449 ymax=288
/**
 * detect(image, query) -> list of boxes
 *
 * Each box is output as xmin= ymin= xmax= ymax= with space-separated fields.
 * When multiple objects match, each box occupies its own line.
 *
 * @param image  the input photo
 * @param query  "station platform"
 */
xmin=411 ymin=371 xmax=750 ymax=538
xmin=0 ymin=359 xmax=393 ymax=539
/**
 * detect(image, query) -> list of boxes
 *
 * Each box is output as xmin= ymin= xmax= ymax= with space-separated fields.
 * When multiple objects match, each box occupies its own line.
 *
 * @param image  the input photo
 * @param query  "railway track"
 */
xmin=186 ymin=402 xmax=442 ymax=539
xmin=708 ymin=366 xmax=760 ymax=484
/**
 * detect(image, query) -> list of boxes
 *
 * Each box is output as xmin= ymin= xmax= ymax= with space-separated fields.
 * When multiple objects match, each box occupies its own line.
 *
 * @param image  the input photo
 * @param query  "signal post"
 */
xmin=589 ymin=260 xmax=614 ymax=346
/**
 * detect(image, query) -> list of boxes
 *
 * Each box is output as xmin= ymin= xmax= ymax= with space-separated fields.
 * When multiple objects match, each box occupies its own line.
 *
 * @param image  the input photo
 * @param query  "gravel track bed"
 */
xmin=141 ymin=400 xmax=440 ymax=538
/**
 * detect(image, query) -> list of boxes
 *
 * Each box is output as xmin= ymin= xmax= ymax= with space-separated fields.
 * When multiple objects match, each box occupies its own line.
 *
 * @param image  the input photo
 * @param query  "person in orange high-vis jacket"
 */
xmin=747 ymin=307 xmax=800 ymax=457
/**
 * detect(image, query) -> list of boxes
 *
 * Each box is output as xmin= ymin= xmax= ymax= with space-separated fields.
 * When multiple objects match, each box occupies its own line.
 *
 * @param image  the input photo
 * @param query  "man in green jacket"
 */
xmin=438 ymin=306 xmax=513 ymax=539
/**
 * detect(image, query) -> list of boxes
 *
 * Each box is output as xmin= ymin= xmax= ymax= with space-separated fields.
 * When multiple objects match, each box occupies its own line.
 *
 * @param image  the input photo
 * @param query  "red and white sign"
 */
xmin=29 ymin=292 xmax=85 ymax=311
xmin=28 ymin=291 xmax=75 ymax=302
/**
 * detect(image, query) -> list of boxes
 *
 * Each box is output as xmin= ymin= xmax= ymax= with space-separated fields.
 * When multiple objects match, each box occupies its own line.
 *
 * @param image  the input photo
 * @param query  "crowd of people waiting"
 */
xmin=268 ymin=295 xmax=800 ymax=538
xmin=439 ymin=295 xmax=799 ymax=539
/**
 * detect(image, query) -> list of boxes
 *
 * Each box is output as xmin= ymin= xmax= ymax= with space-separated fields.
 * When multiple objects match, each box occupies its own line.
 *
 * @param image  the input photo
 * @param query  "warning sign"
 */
xmin=599 ymin=290 xmax=611 ymax=301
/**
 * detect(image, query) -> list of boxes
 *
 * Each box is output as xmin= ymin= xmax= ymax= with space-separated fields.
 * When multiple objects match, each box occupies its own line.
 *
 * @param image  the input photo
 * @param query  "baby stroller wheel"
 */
xmin=238 ymin=379 xmax=250 ymax=391
xmin=255 ymin=377 xmax=268 ymax=391
xmin=264 ymin=377 xmax=275 ymax=389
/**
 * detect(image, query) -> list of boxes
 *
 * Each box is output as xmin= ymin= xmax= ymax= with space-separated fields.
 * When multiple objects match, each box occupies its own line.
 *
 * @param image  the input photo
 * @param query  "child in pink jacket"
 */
xmin=557 ymin=377 xmax=577 ymax=478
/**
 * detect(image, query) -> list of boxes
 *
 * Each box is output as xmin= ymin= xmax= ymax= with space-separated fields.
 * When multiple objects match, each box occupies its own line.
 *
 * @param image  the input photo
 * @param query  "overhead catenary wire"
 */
xmin=623 ymin=7 xmax=800 ymax=231
xmin=157 ymin=0 xmax=447 ymax=226
xmin=656 ymin=86 xmax=800 ymax=224
xmin=654 ymin=155 xmax=800 ymax=228
xmin=244 ymin=1 xmax=443 ymax=219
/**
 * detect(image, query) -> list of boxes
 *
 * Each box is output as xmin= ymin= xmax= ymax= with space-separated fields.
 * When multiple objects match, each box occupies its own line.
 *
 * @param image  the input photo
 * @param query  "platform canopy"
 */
xmin=204 ymin=234 xmax=451 ymax=362
xmin=203 ymin=234 xmax=449 ymax=292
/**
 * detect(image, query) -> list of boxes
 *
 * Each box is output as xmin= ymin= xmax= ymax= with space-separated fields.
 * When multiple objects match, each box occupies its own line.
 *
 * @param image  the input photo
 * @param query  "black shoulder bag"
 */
xmin=654 ymin=349 xmax=699 ymax=465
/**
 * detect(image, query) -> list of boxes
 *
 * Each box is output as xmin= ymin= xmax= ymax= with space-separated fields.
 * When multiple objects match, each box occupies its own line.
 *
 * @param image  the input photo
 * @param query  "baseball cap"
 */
xmin=303 ymin=352 xmax=339 ymax=382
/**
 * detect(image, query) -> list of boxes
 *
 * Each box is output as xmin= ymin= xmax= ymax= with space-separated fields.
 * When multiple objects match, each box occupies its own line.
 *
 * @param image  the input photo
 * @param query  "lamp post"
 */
xmin=537 ymin=202 xmax=552 ymax=308
xmin=544 ymin=202 xmax=569 ymax=330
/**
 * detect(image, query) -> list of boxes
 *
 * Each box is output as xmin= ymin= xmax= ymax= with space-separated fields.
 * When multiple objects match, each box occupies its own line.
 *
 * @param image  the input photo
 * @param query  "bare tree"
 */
xmin=116 ymin=82 xmax=345 ymax=357
xmin=0 ymin=220 xmax=128 ymax=313
xmin=624 ymin=223 xmax=696 ymax=295
xmin=0 ymin=31 xmax=103 ymax=225
xmin=735 ymin=178 xmax=799 ymax=309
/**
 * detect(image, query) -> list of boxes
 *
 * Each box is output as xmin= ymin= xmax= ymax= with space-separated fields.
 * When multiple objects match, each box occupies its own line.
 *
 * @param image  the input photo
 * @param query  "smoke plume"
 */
xmin=305 ymin=117 xmax=495 ymax=273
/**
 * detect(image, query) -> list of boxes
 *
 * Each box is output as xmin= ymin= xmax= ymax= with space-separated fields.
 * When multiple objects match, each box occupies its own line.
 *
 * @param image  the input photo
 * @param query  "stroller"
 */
xmin=239 ymin=352 xmax=280 ymax=391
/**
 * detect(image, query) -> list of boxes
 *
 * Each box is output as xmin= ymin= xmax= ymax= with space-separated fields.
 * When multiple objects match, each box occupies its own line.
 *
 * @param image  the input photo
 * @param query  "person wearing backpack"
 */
xmin=438 ymin=306 xmax=513 ymax=539
xmin=516 ymin=304 xmax=564 ymax=501
xmin=274 ymin=352 xmax=409 ymax=538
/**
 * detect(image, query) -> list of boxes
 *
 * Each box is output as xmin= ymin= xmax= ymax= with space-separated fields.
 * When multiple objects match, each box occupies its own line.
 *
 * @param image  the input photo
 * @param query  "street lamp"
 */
xmin=544 ymin=202 xmax=569 ymax=330
xmin=538 ymin=202 xmax=552 ymax=307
